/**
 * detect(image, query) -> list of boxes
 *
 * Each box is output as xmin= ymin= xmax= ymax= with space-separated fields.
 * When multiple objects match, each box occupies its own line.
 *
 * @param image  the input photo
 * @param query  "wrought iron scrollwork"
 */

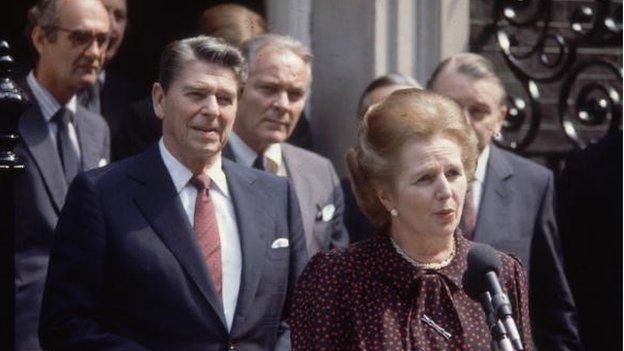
xmin=480 ymin=0 xmax=622 ymax=151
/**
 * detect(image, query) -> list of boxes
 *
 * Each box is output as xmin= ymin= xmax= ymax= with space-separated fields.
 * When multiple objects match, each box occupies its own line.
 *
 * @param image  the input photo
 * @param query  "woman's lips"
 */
xmin=434 ymin=209 xmax=455 ymax=221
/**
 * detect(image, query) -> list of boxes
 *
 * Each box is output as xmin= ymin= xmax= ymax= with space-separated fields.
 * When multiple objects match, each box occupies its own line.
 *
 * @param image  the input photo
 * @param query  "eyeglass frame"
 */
xmin=43 ymin=25 xmax=111 ymax=50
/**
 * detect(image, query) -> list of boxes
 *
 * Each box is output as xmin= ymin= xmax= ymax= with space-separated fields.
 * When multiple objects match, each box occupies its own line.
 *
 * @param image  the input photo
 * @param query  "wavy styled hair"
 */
xmin=346 ymin=88 xmax=478 ymax=230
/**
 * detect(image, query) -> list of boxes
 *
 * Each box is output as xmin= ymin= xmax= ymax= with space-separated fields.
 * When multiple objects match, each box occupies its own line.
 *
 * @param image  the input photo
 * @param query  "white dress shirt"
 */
xmin=159 ymin=139 xmax=242 ymax=331
xmin=228 ymin=133 xmax=288 ymax=176
xmin=26 ymin=71 xmax=81 ymax=157
xmin=472 ymin=145 xmax=491 ymax=214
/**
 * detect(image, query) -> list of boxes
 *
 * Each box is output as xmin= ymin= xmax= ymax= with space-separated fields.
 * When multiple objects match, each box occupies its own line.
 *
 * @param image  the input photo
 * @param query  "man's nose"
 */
xmin=202 ymin=95 xmax=220 ymax=115
xmin=273 ymin=91 xmax=289 ymax=111
xmin=84 ymin=39 xmax=105 ymax=58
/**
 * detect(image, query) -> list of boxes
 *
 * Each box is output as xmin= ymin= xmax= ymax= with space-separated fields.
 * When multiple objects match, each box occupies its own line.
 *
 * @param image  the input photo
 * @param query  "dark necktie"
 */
xmin=53 ymin=107 xmax=81 ymax=184
xmin=459 ymin=183 xmax=477 ymax=239
xmin=252 ymin=154 xmax=265 ymax=171
xmin=191 ymin=174 xmax=222 ymax=297
xmin=77 ymin=82 xmax=101 ymax=115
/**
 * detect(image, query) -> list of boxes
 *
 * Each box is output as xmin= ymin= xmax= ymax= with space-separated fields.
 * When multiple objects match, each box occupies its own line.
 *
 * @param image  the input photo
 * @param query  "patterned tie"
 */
xmin=52 ymin=107 xmax=81 ymax=184
xmin=459 ymin=183 xmax=477 ymax=240
xmin=190 ymin=174 xmax=222 ymax=297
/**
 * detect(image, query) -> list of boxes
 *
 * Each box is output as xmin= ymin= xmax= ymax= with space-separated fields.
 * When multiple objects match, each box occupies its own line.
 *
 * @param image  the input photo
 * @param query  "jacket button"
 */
xmin=227 ymin=342 xmax=236 ymax=350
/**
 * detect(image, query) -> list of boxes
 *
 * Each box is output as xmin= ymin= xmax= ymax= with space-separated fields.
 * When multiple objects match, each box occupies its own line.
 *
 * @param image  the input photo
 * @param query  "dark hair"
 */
xmin=346 ymin=88 xmax=478 ymax=230
xmin=158 ymin=35 xmax=247 ymax=92
xmin=427 ymin=53 xmax=507 ymax=105
xmin=26 ymin=0 xmax=62 ymax=42
xmin=357 ymin=73 xmax=421 ymax=118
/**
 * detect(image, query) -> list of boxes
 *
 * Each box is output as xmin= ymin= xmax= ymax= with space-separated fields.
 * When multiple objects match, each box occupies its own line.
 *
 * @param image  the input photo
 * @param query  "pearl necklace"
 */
xmin=390 ymin=236 xmax=456 ymax=270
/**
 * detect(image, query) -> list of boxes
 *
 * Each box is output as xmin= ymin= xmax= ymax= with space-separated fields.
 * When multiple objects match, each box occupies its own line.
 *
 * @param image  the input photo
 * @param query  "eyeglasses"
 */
xmin=46 ymin=26 xmax=110 ymax=49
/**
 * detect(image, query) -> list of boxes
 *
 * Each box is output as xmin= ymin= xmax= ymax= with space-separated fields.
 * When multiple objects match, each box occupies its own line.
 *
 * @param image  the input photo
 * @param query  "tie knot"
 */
xmin=53 ymin=107 xmax=73 ymax=126
xmin=191 ymin=173 xmax=211 ymax=190
xmin=252 ymin=154 xmax=265 ymax=171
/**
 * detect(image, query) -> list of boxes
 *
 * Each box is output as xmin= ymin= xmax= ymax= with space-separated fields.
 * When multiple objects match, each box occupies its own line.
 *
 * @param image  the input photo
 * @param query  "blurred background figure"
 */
xmin=292 ymin=89 xmax=533 ymax=350
xmin=428 ymin=52 xmax=582 ymax=350
xmin=225 ymin=34 xmax=347 ymax=256
xmin=77 ymin=0 xmax=139 ymax=161
xmin=557 ymin=130 xmax=622 ymax=351
xmin=198 ymin=3 xmax=266 ymax=47
xmin=344 ymin=73 xmax=422 ymax=243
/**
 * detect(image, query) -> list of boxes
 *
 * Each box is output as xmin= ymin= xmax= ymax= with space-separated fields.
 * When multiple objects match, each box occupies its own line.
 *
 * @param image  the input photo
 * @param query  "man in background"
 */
xmin=429 ymin=53 xmax=582 ymax=350
xmin=15 ymin=0 xmax=111 ymax=349
xmin=77 ymin=0 xmax=139 ymax=160
xmin=225 ymin=34 xmax=348 ymax=255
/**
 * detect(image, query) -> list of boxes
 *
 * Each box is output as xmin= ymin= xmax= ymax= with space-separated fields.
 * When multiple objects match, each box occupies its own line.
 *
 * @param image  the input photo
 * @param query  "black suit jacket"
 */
xmin=474 ymin=145 xmax=582 ymax=350
xmin=14 ymin=80 xmax=110 ymax=351
xmin=557 ymin=131 xmax=622 ymax=351
xmin=39 ymin=146 xmax=308 ymax=350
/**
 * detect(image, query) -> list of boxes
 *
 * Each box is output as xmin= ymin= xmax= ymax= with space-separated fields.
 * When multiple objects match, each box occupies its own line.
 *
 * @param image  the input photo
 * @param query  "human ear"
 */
xmin=31 ymin=26 xmax=47 ymax=56
xmin=151 ymin=83 xmax=166 ymax=120
xmin=374 ymin=182 xmax=395 ymax=213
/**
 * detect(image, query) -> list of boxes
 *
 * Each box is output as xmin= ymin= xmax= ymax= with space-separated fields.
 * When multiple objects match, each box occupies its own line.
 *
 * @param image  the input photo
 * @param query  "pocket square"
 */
xmin=271 ymin=238 xmax=289 ymax=249
xmin=316 ymin=204 xmax=336 ymax=222
xmin=98 ymin=158 xmax=108 ymax=167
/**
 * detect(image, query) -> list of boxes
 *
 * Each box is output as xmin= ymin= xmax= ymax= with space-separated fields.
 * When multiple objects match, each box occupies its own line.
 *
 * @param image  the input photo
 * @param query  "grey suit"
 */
xmin=14 ymin=84 xmax=110 ymax=351
xmin=224 ymin=143 xmax=348 ymax=255
xmin=474 ymin=144 xmax=581 ymax=350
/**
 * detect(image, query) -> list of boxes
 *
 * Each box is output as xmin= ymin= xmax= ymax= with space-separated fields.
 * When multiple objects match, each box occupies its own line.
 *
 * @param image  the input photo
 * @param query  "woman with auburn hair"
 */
xmin=291 ymin=89 xmax=533 ymax=350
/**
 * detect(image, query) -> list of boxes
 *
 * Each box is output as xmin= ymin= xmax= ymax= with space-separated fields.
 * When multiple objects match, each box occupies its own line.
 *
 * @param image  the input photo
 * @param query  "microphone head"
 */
xmin=463 ymin=243 xmax=502 ymax=297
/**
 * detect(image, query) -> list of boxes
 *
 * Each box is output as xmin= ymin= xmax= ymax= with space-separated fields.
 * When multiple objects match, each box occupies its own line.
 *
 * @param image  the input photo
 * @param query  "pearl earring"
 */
xmin=390 ymin=208 xmax=398 ymax=217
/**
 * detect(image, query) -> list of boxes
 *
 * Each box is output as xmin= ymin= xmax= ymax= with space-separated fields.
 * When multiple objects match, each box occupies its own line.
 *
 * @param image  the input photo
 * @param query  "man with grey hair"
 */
xmin=225 ymin=34 xmax=348 ymax=255
xmin=40 ymin=36 xmax=308 ymax=350
xmin=15 ymin=0 xmax=111 ymax=349
xmin=429 ymin=52 xmax=582 ymax=350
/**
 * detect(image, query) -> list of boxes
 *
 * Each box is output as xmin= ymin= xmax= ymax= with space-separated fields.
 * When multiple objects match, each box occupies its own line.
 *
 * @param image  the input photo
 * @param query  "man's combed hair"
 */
xmin=240 ymin=34 xmax=312 ymax=70
xmin=26 ymin=0 xmax=61 ymax=40
xmin=159 ymin=35 xmax=248 ymax=92
xmin=426 ymin=53 xmax=507 ymax=105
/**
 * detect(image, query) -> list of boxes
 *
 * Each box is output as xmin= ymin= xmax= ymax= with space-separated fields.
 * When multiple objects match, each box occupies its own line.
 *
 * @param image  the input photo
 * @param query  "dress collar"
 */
xmin=372 ymin=232 xmax=472 ymax=295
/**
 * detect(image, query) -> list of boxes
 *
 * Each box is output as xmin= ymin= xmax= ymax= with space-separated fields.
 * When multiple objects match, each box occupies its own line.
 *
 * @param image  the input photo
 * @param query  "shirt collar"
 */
xmin=98 ymin=70 xmax=106 ymax=86
xmin=228 ymin=132 xmax=282 ymax=169
xmin=474 ymin=144 xmax=490 ymax=183
xmin=27 ymin=70 xmax=77 ymax=123
xmin=159 ymin=138 xmax=229 ymax=197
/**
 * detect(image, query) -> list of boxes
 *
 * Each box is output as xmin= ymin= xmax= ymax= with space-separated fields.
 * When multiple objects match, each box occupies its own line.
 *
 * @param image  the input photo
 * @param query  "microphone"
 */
xmin=482 ymin=291 xmax=513 ymax=351
xmin=464 ymin=243 xmax=524 ymax=351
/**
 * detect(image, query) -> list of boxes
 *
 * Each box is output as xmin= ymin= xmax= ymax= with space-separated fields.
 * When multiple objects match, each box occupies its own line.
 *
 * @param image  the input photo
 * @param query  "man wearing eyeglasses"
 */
xmin=14 ymin=0 xmax=111 ymax=350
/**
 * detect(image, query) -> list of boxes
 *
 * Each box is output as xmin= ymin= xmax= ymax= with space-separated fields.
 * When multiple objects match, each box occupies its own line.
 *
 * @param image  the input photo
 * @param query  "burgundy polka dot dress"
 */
xmin=291 ymin=233 xmax=533 ymax=350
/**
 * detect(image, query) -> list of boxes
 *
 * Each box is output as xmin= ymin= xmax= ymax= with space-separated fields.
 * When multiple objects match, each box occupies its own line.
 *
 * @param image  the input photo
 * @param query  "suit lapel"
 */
xmin=224 ymin=161 xmax=272 ymax=332
xmin=474 ymin=145 xmax=513 ymax=243
xmin=74 ymin=107 xmax=102 ymax=170
xmin=131 ymin=147 xmax=227 ymax=328
xmin=19 ymin=104 xmax=68 ymax=212
xmin=281 ymin=144 xmax=314 ymax=243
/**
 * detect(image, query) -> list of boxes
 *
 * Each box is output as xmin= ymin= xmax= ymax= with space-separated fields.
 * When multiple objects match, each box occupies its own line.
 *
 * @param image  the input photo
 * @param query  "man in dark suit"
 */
xmin=225 ymin=34 xmax=347 ymax=256
xmin=76 ymin=0 xmax=140 ymax=160
xmin=429 ymin=53 xmax=582 ymax=350
xmin=14 ymin=1 xmax=111 ymax=350
xmin=558 ymin=131 xmax=622 ymax=351
xmin=40 ymin=35 xmax=308 ymax=350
